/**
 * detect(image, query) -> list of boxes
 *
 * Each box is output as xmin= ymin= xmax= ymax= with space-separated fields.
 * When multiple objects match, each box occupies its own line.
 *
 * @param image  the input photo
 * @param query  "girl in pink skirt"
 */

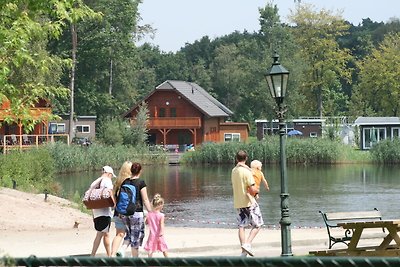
xmin=144 ymin=194 xmax=169 ymax=257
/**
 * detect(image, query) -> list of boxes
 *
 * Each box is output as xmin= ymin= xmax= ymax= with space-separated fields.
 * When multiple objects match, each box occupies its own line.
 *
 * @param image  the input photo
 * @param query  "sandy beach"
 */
xmin=0 ymin=187 xmax=332 ymax=258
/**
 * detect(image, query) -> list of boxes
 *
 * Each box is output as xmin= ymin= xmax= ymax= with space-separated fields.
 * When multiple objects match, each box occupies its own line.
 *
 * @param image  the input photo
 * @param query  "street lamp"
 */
xmin=265 ymin=51 xmax=292 ymax=257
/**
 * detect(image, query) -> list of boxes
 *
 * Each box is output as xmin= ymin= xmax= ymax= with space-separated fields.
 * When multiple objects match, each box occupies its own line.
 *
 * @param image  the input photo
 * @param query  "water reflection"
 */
xmin=56 ymin=164 xmax=400 ymax=228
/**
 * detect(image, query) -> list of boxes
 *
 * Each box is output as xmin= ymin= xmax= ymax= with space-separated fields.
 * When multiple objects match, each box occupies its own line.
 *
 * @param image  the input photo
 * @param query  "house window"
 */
xmin=363 ymin=127 xmax=386 ymax=149
xmin=76 ymin=125 xmax=90 ymax=133
xmin=262 ymin=122 xmax=281 ymax=136
xmin=309 ymin=132 xmax=318 ymax=138
xmin=224 ymin=133 xmax=240 ymax=142
xmin=49 ymin=123 xmax=66 ymax=134
xmin=57 ymin=124 xmax=66 ymax=133
xmin=392 ymin=127 xmax=400 ymax=140
xmin=159 ymin=108 xmax=166 ymax=117
xmin=170 ymin=108 xmax=176 ymax=117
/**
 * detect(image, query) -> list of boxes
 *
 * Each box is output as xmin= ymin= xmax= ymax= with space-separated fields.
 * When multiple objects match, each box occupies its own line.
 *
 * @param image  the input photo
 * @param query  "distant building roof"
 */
xmin=255 ymin=118 xmax=325 ymax=123
xmin=125 ymin=80 xmax=233 ymax=118
xmin=354 ymin=117 xmax=400 ymax=125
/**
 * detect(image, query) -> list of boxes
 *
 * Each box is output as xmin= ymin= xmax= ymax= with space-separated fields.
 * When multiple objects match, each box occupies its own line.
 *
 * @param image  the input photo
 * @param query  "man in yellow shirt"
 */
xmin=231 ymin=150 xmax=264 ymax=257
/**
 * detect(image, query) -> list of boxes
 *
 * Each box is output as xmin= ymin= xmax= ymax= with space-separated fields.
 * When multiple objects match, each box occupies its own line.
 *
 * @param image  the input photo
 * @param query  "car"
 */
xmin=73 ymin=137 xmax=92 ymax=146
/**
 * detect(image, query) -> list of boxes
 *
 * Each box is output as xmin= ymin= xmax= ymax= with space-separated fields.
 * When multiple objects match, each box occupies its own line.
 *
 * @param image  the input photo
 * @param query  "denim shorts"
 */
xmin=113 ymin=216 xmax=125 ymax=230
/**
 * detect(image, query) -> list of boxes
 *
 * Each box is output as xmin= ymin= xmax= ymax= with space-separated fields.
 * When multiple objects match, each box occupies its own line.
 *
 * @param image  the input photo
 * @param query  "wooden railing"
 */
xmin=147 ymin=117 xmax=201 ymax=129
xmin=1 ymin=134 xmax=69 ymax=153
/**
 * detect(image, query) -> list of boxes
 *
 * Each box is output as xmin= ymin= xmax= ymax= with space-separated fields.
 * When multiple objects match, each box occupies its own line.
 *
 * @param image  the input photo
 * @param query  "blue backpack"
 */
xmin=116 ymin=184 xmax=137 ymax=216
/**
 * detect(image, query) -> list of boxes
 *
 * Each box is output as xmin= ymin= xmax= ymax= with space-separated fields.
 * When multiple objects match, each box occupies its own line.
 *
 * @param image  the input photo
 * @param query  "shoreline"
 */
xmin=0 ymin=187 xmax=332 ymax=257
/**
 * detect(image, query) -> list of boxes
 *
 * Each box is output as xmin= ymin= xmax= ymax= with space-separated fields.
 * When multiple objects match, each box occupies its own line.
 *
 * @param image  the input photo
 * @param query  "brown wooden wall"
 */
xmin=220 ymin=123 xmax=249 ymax=142
xmin=131 ymin=91 xmax=203 ymax=119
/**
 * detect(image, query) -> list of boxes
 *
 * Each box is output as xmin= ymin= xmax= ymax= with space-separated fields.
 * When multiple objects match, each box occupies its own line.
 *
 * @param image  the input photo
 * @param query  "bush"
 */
xmin=45 ymin=142 xmax=167 ymax=173
xmin=181 ymin=137 xmax=362 ymax=165
xmin=0 ymin=143 xmax=167 ymax=194
xmin=370 ymin=139 xmax=400 ymax=163
xmin=0 ymin=147 xmax=56 ymax=193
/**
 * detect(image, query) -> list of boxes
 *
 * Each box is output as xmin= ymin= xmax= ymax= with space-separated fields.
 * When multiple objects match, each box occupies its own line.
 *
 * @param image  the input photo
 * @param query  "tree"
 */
xmin=288 ymin=3 xmax=353 ymax=117
xmin=127 ymin=101 xmax=149 ymax=147
xmin=0 ymin=1 xmax=77 ymax=131
xmin=352 ymin=33 xmax=400 ymax=116
xmin=66 ymin=2 xmax=100 ymax=141
xmin=50 ymin=0 xmax=151 ymax=119
xmin=211 ymin=44 xmax=244 ymax=113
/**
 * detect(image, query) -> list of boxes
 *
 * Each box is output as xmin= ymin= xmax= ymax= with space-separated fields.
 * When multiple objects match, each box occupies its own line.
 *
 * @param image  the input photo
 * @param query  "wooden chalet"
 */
xmin=124 ymin=80 xmax=249 ymax=149
xmin=0 ymin=99 xmax=68 ymax=152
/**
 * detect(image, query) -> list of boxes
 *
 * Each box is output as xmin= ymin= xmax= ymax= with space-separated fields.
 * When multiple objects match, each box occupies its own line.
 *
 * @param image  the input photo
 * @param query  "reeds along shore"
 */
xmin=181 ymin=138 xmax=373 ymax=165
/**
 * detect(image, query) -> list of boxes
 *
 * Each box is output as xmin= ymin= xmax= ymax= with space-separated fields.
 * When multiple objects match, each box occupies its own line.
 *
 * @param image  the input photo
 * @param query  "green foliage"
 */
xmin=181 ymin=137 xmax=356 ymax=165
xmin=44 ymin=142 xmax=166 ymax=173
xmin=97 ymin=117 xmax=126 ymax=146
xmin=288 ymin=3 xmax=353 ymax=117
xmin=3 ymin=0 xmax=400 ymax=137
xmin=97 ymin=103 xmax=149 ymax=147
xmin=125 ymin=101 xmax=149 ymax=147
xmin=0 ymin=147 xmax=55 ymax=193
xmin=0 ymin=1 xmax=72 ymax=130
xmin=352 ymin=33 xmax=400 ymax=116
xmin=50 ymin=0 xmax=150 ymax=119
xmin=370 ymin=139 xmax=400 ymax=163
xmin=185 ymin=137 xmax=373 ymax=165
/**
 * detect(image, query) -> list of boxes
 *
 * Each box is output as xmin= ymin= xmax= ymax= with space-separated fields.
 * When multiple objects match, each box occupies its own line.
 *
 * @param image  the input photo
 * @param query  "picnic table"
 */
xmin=311 ymin=219 xmax=400 ymax=256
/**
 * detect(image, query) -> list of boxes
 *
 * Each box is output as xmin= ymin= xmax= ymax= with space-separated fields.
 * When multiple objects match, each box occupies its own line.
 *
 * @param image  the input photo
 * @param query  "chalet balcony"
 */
xmin=147 ymin=117 xmax=201 ymax=129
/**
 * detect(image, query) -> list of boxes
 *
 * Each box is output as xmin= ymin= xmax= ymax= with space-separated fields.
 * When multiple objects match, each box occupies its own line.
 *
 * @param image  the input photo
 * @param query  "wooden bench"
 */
xmin=319 ymin=209 xmax=382 ymax=249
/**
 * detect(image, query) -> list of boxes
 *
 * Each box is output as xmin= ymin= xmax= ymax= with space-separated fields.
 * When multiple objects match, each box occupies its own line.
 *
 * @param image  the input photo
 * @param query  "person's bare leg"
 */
xmin=246 ymin=227 xmax=261 ymax=245
xmin=131 ymin=247 xmax=139 ymax=257
xmin=91 ymin=232 xmax=103 ymax=256
xmin=111 ymin=230 xmax=125 ymax=256
xmin=103 ymin=232 xmax=111 ymax=256
xmin=148 ymin=251 xmax=153 ymax=258
xmin=238 ymin=227 xmax=246 ymax=253
xmin=163 ymin=251 xmax=169 ymax=257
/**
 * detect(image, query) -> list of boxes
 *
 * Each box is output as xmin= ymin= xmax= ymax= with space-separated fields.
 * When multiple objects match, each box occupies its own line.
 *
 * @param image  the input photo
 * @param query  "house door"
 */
xmin=178 ymin=131 xmax=191 ymax=151
xmin=363 ymin=127 xmax=386 ymax=149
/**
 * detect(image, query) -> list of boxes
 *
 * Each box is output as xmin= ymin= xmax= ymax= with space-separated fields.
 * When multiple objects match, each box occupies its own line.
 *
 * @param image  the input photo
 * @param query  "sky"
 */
xmin=138 ymin=0 xmax=400 ymax=53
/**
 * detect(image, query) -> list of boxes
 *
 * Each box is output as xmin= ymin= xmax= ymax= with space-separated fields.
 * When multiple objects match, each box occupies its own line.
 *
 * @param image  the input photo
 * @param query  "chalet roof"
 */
xmin=354 ymin=117 xmax=400 ymax=125
xmin=124 ymin=80 xmax=233 ymax=118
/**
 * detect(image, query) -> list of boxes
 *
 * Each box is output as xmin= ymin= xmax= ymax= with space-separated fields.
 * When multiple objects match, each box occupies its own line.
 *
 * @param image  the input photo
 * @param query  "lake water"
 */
xmin=56 ymin=164 xmax=400 ymax=229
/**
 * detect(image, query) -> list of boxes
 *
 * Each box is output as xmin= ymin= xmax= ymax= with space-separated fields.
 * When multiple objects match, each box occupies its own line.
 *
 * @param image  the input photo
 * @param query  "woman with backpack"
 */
xmin=115 ymin=162 xmax=152 ymax=257
xmin=111 ymin=160 xmax=132 ymax=257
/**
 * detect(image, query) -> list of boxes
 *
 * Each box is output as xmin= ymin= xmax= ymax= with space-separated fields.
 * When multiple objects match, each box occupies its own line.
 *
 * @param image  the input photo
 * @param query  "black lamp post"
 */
xmin=265 ymin=51 xmax=292 ymax=257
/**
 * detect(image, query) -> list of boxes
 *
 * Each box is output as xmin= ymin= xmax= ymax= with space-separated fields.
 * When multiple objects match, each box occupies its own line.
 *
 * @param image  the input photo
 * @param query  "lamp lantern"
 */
xmin=265 ymin=52 xmax=289 ymax=104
